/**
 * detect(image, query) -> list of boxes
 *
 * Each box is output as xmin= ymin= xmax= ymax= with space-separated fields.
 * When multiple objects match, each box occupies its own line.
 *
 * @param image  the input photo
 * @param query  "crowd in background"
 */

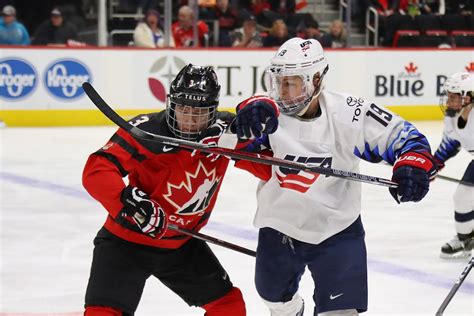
xmin=0 ymin=0 xmax=472 ymax=48
xmin=0 ymin=4 xmax=82 ymax=46
xmin=0 ymin=0 xmax=353 ymax=48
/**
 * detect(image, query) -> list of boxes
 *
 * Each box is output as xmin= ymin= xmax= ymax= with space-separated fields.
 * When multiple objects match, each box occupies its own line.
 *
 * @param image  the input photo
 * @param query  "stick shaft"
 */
xmin=169 ymin=224 xmax=256 ymax=257
xmin=435 ymin=256 xmax=474 ymax=316
xmin=82 ymin=82 xmax=397 ymax=188
xmin=437 ymin=174 xmax=474 ymax=187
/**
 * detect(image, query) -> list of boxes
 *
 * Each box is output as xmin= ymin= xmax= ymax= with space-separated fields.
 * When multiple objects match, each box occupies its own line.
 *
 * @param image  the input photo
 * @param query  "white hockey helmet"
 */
xmin=266 ymin=37 xmax=329 ymax=115
xmin=440 ymin=72 xmax=474 ymax=116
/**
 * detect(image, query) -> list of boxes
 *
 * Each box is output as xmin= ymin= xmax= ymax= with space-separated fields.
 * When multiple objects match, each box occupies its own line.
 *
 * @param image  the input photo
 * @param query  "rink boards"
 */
xmin=0 ymin=46 xmax=473 ymax=126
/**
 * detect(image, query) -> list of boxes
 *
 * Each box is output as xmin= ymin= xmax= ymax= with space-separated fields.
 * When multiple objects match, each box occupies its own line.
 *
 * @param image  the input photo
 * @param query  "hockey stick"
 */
xmin=82 ymin=82 xmax=397 ymax=188
xmin=169 ymin=224 xmax=256 ymax=257
xmin=436 ymin=174 xmax=474 ymax=187
xmin=435 ymin=256 xmax=474 ymax=316
xmin=133 ymin=211 xmax=255 ymax=257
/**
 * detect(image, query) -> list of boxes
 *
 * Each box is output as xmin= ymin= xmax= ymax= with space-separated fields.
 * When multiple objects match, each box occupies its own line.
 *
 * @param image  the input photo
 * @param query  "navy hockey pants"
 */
xmin=255 ymin=216 xmax=368 ymax=315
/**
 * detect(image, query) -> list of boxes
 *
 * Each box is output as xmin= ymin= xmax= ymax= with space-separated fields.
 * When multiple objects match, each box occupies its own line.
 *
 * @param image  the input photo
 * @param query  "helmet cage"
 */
xmin=166 ymin=100 xmax=217 ymax=141
xmin=266 ymin=63 xmax=328 ymax=115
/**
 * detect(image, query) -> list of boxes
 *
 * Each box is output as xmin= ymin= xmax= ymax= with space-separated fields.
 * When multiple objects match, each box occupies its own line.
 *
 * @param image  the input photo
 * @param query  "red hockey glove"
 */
xmin=191 ymin=119 xmax=228 ymax=162
xmin=231 ymin=95 xmax=279 ymax=139
xmin=389 ymin=152 xmax=437 ymax=204
xmin=119 ymin=186 xmax=167 ymax=238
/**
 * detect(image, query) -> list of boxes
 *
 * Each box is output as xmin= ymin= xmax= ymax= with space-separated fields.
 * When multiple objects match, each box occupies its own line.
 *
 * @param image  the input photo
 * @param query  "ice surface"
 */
xmin=0 ymin=121 xmax=472 ymax=315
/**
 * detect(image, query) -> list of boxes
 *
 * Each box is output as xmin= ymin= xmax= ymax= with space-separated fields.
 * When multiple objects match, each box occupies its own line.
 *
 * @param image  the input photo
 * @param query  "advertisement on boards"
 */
xmin=0 ymin=47 xmax=472 ymax=125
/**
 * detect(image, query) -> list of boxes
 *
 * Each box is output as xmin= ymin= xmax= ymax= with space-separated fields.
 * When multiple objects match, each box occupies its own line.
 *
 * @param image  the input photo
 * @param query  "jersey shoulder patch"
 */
xmin=324 ymin=91 xmax=368 ymax=127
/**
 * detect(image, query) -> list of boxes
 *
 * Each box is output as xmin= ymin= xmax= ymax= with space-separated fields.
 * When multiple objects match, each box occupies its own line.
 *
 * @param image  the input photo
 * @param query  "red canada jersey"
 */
xmin=172 ymin=20 xmax=209 ymax=47
xmin=83 ymin=111 xmax=234 ymax=249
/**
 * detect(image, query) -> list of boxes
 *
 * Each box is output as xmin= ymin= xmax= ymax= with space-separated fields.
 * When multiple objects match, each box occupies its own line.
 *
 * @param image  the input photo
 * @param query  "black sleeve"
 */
xmin=66 ymin=23 xmax=78 ymax=40
xmin=32 ymin=22 xmax=51 ymax=45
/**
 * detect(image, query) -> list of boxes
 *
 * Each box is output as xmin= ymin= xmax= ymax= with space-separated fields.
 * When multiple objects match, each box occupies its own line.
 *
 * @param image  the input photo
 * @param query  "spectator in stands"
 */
xmin=32 ymin=7 xmax=78 ymax=46
xmin=250 ymin=0 xmax=278 ymax=28
xmin=370 ymin=0 xmax=401 ymax=16
xmin=0 ymin=5 xmax=30 ymax=45
xmin=263 ymin=18 xmax=290 ymax=47
xmin=200 ymin=0 xmax=239 ymax=46
xmin=232 ymin=15 xmax=263 ymax=47
xmin=172 ymin=5 xmax=209 ymax=47
xmin=320 ymin=19 xmax=347 ymax=48
xmin=398 ymin=0 xmax=431 ymax=16
xmin=60 ymin=4 xmax=87 ymax=32
xmin=134 ymin=9 xmax=174 ymax=48
xmin=298 ymin=19 xmax=324 ymax=44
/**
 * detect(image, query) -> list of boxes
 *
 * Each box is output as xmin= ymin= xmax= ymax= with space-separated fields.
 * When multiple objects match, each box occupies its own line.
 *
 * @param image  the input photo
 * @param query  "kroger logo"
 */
xmin=0 ymin=58 xmax=37 ymax=100
xmin=44 ymin=59 xmax=91 ymax=99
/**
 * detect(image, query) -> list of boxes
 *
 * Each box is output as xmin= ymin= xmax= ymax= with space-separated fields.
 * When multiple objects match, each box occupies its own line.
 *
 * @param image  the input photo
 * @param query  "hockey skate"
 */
xmin=440 ymin=235 xmax=473 ymax=259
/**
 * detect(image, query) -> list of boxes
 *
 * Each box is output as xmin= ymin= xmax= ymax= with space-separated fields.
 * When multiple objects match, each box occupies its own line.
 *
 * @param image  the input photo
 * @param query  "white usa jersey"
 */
xmin=435 ymin=110 xmax=474 ymax=162
xmin=243 ymin=90 xmax=432 ymax=244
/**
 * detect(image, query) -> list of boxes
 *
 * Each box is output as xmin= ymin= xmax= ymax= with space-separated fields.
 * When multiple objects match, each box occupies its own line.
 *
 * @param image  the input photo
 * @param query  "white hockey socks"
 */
xmin=262 ymin=293 xmax=304 ymax=316
xmin=453 ymin=184 xmax=474 ymax=235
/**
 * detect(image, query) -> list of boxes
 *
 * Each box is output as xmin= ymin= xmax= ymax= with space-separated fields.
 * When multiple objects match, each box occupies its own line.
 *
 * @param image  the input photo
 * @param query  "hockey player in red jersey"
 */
xmin=82 ymin=64 xmax=246 ymax=315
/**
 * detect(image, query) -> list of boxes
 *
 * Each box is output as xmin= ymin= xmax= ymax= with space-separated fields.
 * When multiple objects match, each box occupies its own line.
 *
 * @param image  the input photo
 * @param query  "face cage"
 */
xmin=266 ymin=65 xmax=328 ymax=116
xmin=266 ymin=70 xmax=311 ymax=115
xmin=439 ymin=92 xmax=471 ymax=117
xmin=166 ymin=101 xmax=217 ymax=141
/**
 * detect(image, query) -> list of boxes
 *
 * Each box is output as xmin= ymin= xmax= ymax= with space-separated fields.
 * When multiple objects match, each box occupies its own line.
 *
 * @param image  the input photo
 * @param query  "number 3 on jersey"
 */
xmin=366 ymin=103 xmax=392 ymax=127
xmin=130 ymin=116 xmax=150 ymax=127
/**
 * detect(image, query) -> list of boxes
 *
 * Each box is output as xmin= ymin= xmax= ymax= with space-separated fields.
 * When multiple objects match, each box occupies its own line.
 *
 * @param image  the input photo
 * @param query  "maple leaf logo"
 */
xmin=465 ymin=62 xmax=474 ymax=73
xmin=405 ymin=62 xmax=417 ymax=74
xmin=163 ymin=161 xmax=221 ymax=216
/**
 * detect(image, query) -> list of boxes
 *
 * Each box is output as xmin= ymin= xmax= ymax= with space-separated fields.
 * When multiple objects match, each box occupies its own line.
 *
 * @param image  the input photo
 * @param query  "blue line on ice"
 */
xmin=1 ymin=171 xmax=472 ymax=295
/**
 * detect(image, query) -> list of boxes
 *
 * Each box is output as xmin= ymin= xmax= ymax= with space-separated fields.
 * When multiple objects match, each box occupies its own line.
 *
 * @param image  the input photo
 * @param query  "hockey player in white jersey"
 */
xmin=231 ymin=38 xmax=437 ymax=315
xmin=434 ymin=72 xmax=474 ymax=259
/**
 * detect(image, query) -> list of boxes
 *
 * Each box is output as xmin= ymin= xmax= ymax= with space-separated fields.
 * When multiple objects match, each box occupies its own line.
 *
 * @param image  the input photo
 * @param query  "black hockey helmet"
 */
xmin=166 ymin=64 xmax=221 ymax=140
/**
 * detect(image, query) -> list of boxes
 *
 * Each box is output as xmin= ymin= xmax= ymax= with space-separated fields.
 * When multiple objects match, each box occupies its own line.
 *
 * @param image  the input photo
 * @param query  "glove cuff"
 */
xmin=121 ymin=185 xmax=134 ymax=205
xmin=237 ymin=95 xmax=280 ymax=116
xmin=394 ymin=152 xmax=437 ymax=177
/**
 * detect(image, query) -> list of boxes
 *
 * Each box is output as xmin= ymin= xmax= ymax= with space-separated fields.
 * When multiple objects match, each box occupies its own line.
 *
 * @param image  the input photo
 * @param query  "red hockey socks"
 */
xmin=84 ymin=306 xmax=122 ymax=316
xmin=202 ymin=287 xmax=246 ymax=316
